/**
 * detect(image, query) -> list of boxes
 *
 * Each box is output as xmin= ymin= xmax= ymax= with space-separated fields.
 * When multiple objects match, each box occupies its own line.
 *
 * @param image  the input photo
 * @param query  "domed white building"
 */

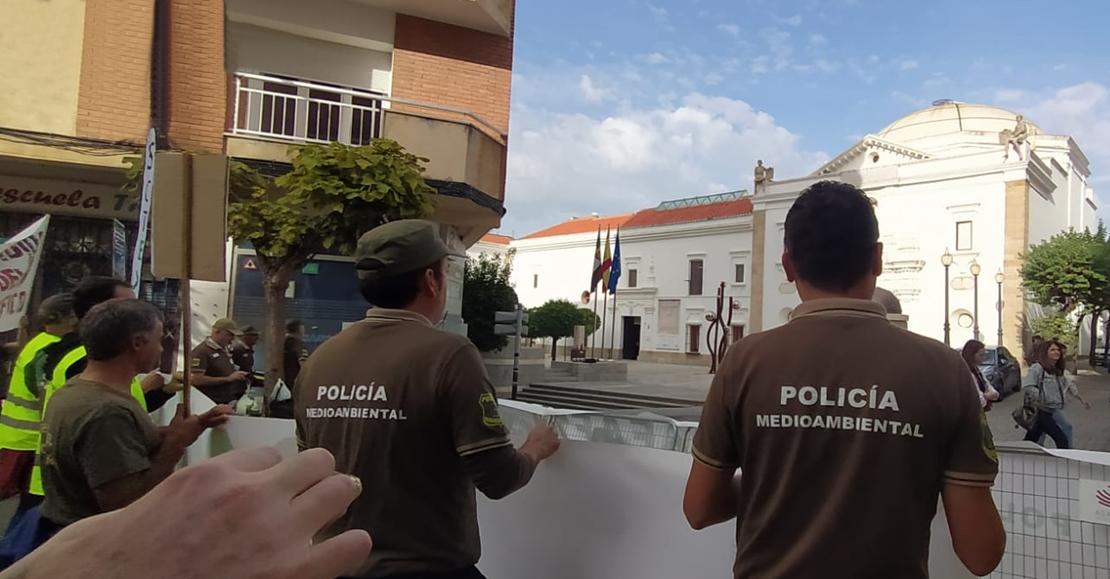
xmin=751 ymin=100 xmax=1097 ymax=359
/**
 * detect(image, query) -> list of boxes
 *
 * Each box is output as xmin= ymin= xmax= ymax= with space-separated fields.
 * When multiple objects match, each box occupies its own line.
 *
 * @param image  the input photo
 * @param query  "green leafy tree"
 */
xmin=529 ymin=299 xmax=587 ymax=359
xmin=229 ymin=140 xmax=436 ymax=392
xmin=577 ymin=308 xmax=599 ymax=335
xmin=462 ymin=249 xmax=519 ymax=353
xmin=1020 ymin=224 xmax=1110 ymax=363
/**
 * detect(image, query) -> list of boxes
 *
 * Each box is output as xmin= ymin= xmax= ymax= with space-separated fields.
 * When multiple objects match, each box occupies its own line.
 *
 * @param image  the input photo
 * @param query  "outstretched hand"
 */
xmin=2 ymin=447 xmax=372 ymax=579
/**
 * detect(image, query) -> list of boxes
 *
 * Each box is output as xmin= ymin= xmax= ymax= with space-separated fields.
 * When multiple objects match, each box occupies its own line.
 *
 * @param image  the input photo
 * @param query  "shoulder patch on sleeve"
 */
xmin=479 ymin=392 xmax=502 ymax=428
xmin=191 ymin=357 xmax=201 ymax=368
xmin=981 ymin=410 xmax=998 ymax=464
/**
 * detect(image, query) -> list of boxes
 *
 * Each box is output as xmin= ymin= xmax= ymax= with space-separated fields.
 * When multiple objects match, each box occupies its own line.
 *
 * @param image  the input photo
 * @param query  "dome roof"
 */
xmin=877 ymin=100 xmax=1040 ymax=144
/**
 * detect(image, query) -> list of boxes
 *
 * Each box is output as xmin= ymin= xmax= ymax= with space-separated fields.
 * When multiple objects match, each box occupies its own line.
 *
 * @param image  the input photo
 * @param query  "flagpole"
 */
xmin=609 ymin=288 xmax=617 ymax=360
xmin=600 ymin=288 xmax=609 ymax=360
xmin=590 ymin=285 xmax=599 ymax=359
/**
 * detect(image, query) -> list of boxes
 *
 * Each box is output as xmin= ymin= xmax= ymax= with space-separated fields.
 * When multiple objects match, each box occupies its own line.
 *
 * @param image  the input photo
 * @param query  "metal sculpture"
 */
xmin=705 ymin=282 xmax=735 ymax=374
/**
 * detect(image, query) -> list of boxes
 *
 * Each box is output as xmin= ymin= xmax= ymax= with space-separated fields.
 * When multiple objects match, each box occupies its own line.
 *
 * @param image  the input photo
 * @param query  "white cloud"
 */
xmin=704 ymin=72 xmax=724 ymax=86
xmin=578 ymin=75 xmax=610 ymax=102
xmin=646 ymin=3 xmax=667 ymax=22
xmin=809 ymin=33 xmax=828 ymax=45
xmin=751 ymin=55 xmax=770 ymax=74
xmin=643 ymin=52 xmax=668 ymax=65
xmin=815 ymin=59 xmax=841 ymax=73
xmin=504 ymin=93 xmax=829 ymax=235
xmin=718 ymin=23 xmax=740 ymax=37
xmin=993 ymin=89 xmax=1026 ymax=103
xmin=899 ymin=59 xmax=919 ymax=71
xmin=781 ymin=14 xmax=803 ymax=26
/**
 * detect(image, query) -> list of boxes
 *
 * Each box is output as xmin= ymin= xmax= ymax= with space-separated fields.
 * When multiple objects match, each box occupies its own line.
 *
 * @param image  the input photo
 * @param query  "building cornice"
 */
xmin=511 ymin=217 xmax=752 ymax=252
xmin=812 ymin=134 xmax=932 ymax=176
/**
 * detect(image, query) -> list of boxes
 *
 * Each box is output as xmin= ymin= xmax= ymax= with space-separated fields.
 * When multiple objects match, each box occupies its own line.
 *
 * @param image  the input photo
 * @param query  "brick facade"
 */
xmin=75 ymin=0 xmax=154 ymax=143
xmin=391 ymin=15 xmax=514 ymax=135
xmin=166 ymin=0 xmax=226 ymax=152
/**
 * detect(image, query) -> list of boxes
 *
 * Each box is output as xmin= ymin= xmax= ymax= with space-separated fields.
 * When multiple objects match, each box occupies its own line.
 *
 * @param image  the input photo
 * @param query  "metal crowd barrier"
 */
xmin=498 ymin=401 xmax=1110 ymax=579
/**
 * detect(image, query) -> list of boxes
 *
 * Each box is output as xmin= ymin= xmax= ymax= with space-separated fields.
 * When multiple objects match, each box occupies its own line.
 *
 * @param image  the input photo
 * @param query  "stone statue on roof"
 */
xmin=754 ymin=160 xmax=774 ymax=194
xmin=1000 ymin=114 xmax=1032 ymax=161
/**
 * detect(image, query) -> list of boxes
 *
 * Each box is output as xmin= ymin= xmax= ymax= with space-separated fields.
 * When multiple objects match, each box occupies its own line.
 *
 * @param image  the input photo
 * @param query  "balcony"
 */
xmin=350 ymin=0 xmax=513 ymax=37
xmin=226 ymin=73 xmax=507 ymax=242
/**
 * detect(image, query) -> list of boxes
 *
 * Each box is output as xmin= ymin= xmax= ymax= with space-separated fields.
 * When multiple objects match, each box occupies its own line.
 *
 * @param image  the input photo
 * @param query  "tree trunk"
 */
xmin=262 ymin=268 xmax=292 ymax=403
xmin=550 ymin=338 xmax=557 ymax=360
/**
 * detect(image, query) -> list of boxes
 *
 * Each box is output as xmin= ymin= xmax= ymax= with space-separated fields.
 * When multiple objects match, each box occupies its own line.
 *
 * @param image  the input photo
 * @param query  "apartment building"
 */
xmin=0 ymin=0 xmax=515 ymax=339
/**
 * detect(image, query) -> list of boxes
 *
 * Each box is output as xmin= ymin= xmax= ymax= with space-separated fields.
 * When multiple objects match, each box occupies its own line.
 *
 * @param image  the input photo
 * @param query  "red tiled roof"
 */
xmin=479 ymin=233 xmax=513 ymax=245
xmin=621 ymin=197 xmax=753 ymax=229
xmin=521 ymin=214 xmax=635 ymax=239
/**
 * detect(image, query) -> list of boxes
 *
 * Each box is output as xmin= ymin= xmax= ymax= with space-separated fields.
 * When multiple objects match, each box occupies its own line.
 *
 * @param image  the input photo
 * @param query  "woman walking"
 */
xmin=1022 ymin=340 xmax=1090 ymax=448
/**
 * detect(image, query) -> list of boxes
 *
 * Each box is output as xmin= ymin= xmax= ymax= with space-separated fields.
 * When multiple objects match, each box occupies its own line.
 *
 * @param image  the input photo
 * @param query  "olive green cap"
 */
xmin=212 ymin=318 xmax=243 ymax=336
xmin=354 ymin=220 xmax=460 ymax=281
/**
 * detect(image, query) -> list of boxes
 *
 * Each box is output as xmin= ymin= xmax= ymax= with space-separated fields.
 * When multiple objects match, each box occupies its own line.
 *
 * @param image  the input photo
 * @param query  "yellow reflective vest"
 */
xmin=29 ymin=345 xmax=147 ymax=496
xmin=0 ymin=333 xmax=62 ymax=452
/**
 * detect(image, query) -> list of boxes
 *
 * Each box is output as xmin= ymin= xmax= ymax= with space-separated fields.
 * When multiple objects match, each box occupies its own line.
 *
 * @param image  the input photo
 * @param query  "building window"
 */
xmin=628 ymin=269 xmax=638 ymax=288
xmin=532 ymin=274 xmax=538 ymax=288
xmin=687 ymin=324 xmax=701 ymax=353
xmin=955 ymin=221 xmax=973 ymax=251
xmin=689 ymin=259 xmax=704 ymax=296
xmin=734 ymin=263 xmax=746 ymax=284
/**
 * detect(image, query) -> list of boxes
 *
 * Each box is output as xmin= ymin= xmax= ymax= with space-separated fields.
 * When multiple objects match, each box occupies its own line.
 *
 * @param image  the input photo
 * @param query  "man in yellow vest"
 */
xmin=0 ymin=295 xmax=76 ymax=510
xmin=19 ymin=277 xmax=174 ymax=507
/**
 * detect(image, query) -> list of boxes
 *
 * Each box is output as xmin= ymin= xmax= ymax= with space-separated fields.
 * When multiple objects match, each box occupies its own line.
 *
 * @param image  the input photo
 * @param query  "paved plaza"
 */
xmin=565 ymin=360 xmax=1110 ymax=452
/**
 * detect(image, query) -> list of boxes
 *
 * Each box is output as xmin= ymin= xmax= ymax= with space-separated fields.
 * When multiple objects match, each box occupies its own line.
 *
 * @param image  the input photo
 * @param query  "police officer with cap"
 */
xmin=294 ymin=219 xmax=560 ymax=579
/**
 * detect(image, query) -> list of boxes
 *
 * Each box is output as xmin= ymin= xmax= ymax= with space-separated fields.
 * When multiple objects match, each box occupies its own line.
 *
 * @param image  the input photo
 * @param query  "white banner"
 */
xmin=131 ymin=127 xmax=156 ymax=295
xmin=0 ymin=215 xmax=50 ymax=332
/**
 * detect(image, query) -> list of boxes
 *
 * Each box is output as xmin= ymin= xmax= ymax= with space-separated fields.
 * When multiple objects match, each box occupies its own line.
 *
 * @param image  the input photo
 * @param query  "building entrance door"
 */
xmin=621 ymin=316 xmax=641 ymax=360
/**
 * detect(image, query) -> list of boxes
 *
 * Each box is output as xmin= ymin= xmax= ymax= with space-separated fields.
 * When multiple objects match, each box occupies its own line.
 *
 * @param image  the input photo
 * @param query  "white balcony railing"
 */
xmin=233 ymin=73 xmax=385 ymax=146
xmin=231 ymin=73 xmax=508 ymax=146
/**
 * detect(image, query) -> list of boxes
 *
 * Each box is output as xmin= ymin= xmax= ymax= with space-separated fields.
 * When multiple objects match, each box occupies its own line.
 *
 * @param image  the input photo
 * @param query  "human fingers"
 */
xmin=289 ymin=473 xmax=362 ymax=533
xmin=206 ymin=446 xmax=284 ymax=473
xmin=296 ymin=529 xmax=373 ymax=579
xmin=269 ymin=447 xmax=338 ymax=496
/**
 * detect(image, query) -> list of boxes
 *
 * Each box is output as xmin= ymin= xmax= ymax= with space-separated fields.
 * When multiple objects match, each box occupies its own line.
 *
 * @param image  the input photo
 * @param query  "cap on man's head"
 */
xmin=38 ymin=293 xmax=75 ymax=325
xmin=241 ymin=325 xmax=260 ymax=336
xmin=212 ymin=318 xmax=243 ymax=336
xmin=354 ymin=220 xmax=459 ymax=281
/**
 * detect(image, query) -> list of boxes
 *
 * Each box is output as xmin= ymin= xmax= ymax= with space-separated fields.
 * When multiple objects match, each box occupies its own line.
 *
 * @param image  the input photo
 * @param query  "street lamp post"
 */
xmin=941 ymin=249 xmax=953 ymax=346
xmin=970 ymin=259 xmax=981 ymax=342
xmin=995 ymin=270 xmax=1005 ymax=346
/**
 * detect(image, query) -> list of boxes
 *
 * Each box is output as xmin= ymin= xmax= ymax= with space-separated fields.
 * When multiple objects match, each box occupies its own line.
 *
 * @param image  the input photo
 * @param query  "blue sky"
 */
xmin=500 ymin=0 xmax=1110 ymax=237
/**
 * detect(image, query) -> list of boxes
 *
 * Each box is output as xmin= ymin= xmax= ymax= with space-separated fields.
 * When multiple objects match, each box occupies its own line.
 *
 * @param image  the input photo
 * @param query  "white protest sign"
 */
xmin=0 ymin=215 xmax=50 ymax=332
xmin=131 ymin=127 xmax=156 ymax=295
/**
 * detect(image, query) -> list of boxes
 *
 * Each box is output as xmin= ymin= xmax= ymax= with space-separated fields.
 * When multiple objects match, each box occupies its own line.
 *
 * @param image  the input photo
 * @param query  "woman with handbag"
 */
xmin=1021 ymin=340 xmax=1087 ymax=448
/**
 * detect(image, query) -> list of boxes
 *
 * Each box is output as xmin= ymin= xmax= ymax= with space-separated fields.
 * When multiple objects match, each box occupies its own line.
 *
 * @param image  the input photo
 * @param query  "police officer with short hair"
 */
xmin=295 ymin=219 xmax=560 ymax=579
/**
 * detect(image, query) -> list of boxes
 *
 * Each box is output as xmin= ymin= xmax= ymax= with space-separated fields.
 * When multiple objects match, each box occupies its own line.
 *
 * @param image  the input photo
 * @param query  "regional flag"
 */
xmin=590 ymin=226 xmax=603 ymax=291
xmin=601 ymin=226 xmax=612 ymax=285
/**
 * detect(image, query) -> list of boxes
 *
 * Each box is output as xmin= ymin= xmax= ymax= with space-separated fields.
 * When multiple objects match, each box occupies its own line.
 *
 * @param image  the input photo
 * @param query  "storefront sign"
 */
xmin=1 ymin=177 xmax=138 ymax=221
xmin=1079 ymin=479 xmax=1110 ymax=526
xmin=0 ymin=215 xmax=50 ymax=332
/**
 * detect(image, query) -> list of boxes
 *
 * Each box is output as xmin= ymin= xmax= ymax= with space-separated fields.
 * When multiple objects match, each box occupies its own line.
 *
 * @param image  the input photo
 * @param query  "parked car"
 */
xmin=980 ymin=346 xmax=1021 ymax=398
